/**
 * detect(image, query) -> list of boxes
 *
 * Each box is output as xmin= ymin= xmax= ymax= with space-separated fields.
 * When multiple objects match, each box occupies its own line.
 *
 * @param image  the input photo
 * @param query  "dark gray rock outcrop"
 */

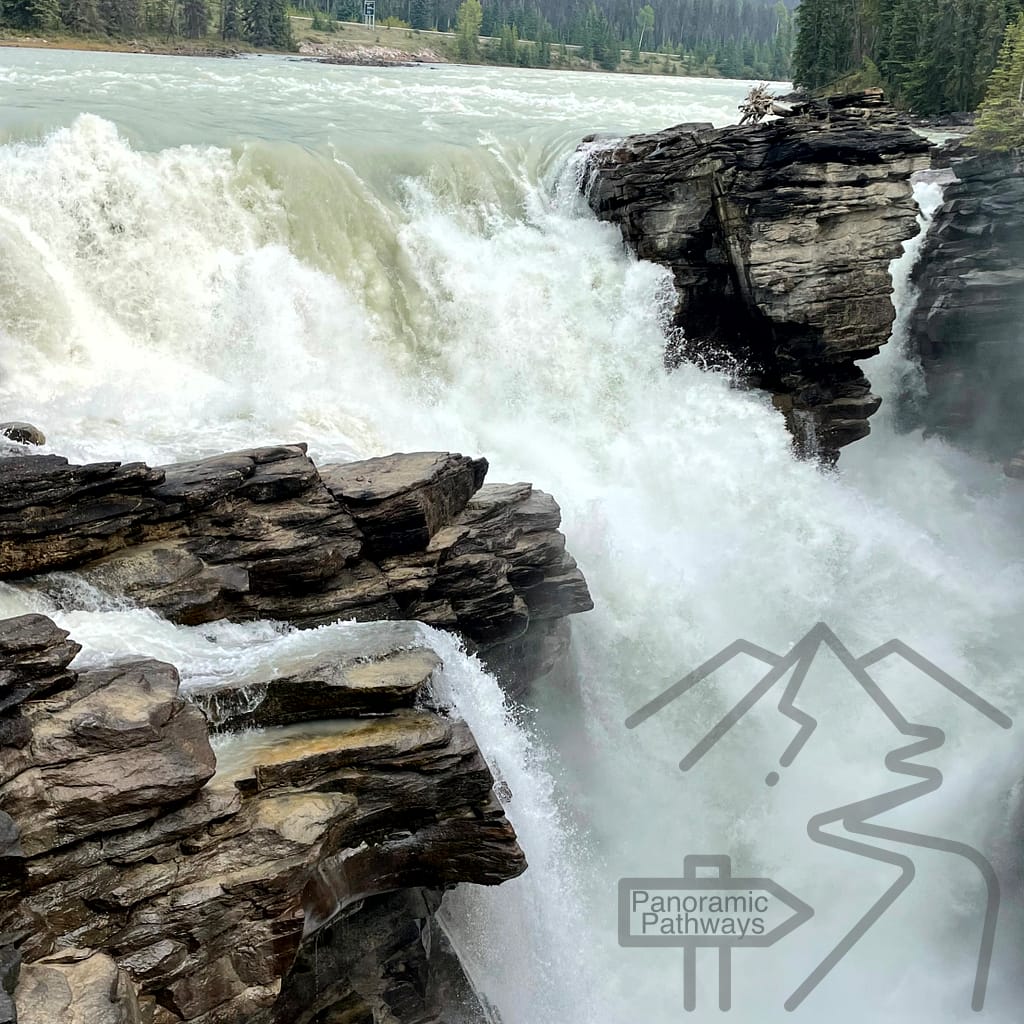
xmin=0 ymin=446 xmax=592 ymax=692
xmin=581 ymin=93 xmax=931 ymax=459
xmin=0 ymin=425 xmax=44 ymax=448
xmin=907 ymin=150 xmax=1024 ymax=466
xmin=1 ymin=614 xmax=524 ymax=1024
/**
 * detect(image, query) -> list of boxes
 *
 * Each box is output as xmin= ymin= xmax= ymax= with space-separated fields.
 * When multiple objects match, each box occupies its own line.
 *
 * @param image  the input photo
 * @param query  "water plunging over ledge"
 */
xmin=1 ymin=52 xmax=1023 ymax=1022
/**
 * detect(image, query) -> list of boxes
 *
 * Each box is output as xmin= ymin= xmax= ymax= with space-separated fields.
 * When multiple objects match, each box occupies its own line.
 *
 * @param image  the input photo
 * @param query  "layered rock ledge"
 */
xmin=0 ymin=446 xmax=592 ymax=695
xmin=1 ymin=613 xmax=524 ymax=1024
xmin=581 ymin=92 xmax=931 ymax=459
xmin=908 ymin=150 xmax=1024 ymax=468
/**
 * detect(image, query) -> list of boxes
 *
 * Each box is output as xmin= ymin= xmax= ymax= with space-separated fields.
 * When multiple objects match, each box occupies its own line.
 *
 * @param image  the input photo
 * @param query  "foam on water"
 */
xmin=1 ymin=53 xmax=1023 ymax=1022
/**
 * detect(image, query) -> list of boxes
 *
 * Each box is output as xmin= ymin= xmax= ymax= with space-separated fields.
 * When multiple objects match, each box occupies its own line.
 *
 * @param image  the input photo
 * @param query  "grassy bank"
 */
xmin=0 ymin=29 xmax=255 ymax=56
xmin=0 ymin=19 xmax=726 ymax=78
xmin=295 ymin=17 xmax=721 ymax=76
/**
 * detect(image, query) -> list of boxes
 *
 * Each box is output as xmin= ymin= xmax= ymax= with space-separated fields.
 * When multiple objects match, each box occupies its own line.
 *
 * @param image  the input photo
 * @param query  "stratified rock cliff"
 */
xmin=0 ymin=446 xmax=592 ymax=696
xmin=0 ymin=614 xmax=524 ymax=1024
xmin=0 ymin=442 xmax=593 ymax=1022
xmin=581 ymin=92 xmax=931 ymax=459
xmin=908 ymin=150 xmax=1024 ymax=467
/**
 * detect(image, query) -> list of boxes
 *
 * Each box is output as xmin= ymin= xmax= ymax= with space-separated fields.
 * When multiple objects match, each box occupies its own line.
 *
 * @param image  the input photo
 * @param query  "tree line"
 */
xmin=793 ymin=0 xmax=1024 ymax=113
xmin=372 ymin=0 xmax=796 ymax=78
xmin=1 ymin=0 xmax=291 ymax=44
xmin=974 ymin=10 xmax=1024 ymax=147
xmin=1 ymin=0 xmax=793 ymax=79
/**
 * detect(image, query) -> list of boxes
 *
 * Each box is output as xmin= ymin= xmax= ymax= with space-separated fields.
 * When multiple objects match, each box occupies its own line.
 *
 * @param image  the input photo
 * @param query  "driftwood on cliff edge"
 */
xmin=739 ymin=83 xmax=775 ymax=125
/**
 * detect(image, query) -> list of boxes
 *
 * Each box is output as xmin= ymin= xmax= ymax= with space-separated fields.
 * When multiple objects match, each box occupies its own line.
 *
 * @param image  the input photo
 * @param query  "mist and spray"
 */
xmin=1 ymin=52 xmax=1023 ymax=1022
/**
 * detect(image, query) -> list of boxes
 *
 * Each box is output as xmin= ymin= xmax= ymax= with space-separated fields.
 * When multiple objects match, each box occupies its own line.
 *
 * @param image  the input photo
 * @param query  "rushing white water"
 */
xmin=2 ymin=49 xmax=1024 ymax=1023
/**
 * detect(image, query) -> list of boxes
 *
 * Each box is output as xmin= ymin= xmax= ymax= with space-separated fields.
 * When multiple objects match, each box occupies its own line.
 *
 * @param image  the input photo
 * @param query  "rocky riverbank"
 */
xmin=298 ymin=40 xmax=447 ymax=66
xmin=0 ymin=614 xmax=523 ymax=1024
xmin=0 ymin=439 xmax=593 ymax=1023
xmin=580 ymin=91 xmax=932 ymax=461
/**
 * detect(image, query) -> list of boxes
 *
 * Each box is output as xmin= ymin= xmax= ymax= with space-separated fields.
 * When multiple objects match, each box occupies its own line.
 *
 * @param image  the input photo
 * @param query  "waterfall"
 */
xmin=1 ymin=52 xmax=1023 ymax=1022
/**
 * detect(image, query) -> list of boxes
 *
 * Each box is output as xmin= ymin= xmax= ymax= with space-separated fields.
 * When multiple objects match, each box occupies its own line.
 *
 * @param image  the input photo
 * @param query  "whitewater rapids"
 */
xmin=1 ymin=50 xmax=1023 ymax=1022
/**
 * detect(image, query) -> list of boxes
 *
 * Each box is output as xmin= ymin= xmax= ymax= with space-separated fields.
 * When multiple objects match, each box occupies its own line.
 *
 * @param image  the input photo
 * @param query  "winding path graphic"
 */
xmin=626 ymin=624 xmax=1012 ymax=1011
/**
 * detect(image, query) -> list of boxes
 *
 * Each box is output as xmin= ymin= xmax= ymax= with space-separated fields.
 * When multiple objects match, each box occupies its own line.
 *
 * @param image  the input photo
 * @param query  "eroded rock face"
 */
xmin=581 ymin=93 xmax=931 ymax=459
xmin=1 ymin=616 xmax=524 ymax=1024
xmin=0 ymin=447 xmax=592 ymax=691
xmin=908 ymin=151 xmax=1024 ymax=467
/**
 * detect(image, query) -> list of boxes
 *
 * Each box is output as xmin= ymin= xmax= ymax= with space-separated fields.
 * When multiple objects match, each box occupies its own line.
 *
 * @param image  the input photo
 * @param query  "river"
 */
xmin=1 ymin=48 xmax=1023 ymax=1023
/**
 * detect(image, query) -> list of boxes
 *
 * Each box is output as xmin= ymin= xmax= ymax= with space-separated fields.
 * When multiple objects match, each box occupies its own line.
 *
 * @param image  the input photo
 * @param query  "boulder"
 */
xmin=15 ymin=950 xmax=142 ymax=1024
xmin=0 ymin=659 xmax=216 ymax=856
xmin=0 ymin=423 xmax=45 ymax=447
xmin=581 ymin=92 xmax=931 ymax=460
xmin=320 ymin=452 xmax=487 ymax=556
xmin=195 ymin=629 xmax=441 ymax=732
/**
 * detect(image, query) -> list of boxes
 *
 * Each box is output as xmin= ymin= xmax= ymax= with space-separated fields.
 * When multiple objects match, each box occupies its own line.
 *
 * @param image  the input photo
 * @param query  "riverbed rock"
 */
xmin=320 ymin=451 xmax=487 ymax=557
xmin=907 ymin=150 xmax=1024 ymax=462
xmin=581 ymin=91 xmax=931 ymax=460
xmin=0 ymin=446 xmax=592 ymax=691
xmin=0 ymin=423 xmax=45 ymax=447
xmin=194 ymin=626 xmax=442 ymax=733
xmin=2 ymin=615 xmax=525 ymax=1024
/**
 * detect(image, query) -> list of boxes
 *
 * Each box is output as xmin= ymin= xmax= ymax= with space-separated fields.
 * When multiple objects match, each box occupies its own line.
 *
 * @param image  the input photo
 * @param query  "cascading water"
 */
xmin=2 ymin=49 xmax=1023 ymax=1023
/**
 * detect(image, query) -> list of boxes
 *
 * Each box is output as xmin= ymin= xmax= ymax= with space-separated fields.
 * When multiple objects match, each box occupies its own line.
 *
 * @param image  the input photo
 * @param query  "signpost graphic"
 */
xmin=619 ymin=855 xmax=813 ymax=1011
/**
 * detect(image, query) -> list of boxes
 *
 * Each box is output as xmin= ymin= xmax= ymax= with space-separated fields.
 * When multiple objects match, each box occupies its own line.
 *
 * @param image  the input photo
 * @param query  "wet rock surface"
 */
xmin=1 ymin=615 xmax=523 ymax=1024
xmin=0 ymin=424 xmax=44 ymax=448
xmin=581 ymin=92 xmax=931 ymax=460
xmin=0 ymin=443 xmax=591 ymax=1019
xmin=0 ymin=446 xmax=592 ymax=689
xmin=907 ymin=151 xmax=1024 ymax=465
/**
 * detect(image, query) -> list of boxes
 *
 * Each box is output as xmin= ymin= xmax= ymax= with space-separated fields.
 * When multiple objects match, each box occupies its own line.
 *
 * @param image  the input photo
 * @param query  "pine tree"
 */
xmin=904 ymin=2 xmax=955 ymax=112
xmin=884 ymin=0 xmax=923 ymax=99
xmin=793 ymin=0 xmax=827 ymax=87
xmin=454 ymin=0 xmax=481 ymax=60
xmin=100 ymin=0 xmax=140 ymax=33
xmin=222 ymin=0 xmax=239 ymax=37
xmin=180 ymin=0 xmax=204 ymax=35
xmin=973 ymin=11 xmax=1024 ymax=148
xmin=244 ymin=0 xmax=269 ymax=44
xmin=245 ymin=0 xmax=288 ymax=46
xmin=500 ymin=22 xmax=517 ymax=62
xmin=16 ymin=0 xmax=60 ymax=28
xmin=409 ymin=0 xmax=430 ymax=29
xmin=61 ymin=0 xmax=100 ymax=32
